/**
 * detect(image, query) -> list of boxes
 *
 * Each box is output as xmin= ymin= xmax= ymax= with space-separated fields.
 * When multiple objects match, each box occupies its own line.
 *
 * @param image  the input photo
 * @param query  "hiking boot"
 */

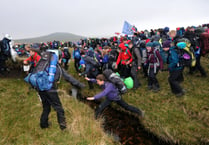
xmin=152 ymin=86 xmax=160 ymax=92
xmin=60 ymin=123 xmax=67 ymax=131
xmin=176 ymin=92 xmax=185 ymax=97
xmin=40 ymin=122 xmax=51 ymax=129
xmin=137 ymin=110 xmax=145 ymax=118
xmin=182 ymin=89 xmax=187 ymax=93
xmin=201 ymin=74 xmax=207 ymax=78
xmin=147 ymin=86 xmax=152 ymax=90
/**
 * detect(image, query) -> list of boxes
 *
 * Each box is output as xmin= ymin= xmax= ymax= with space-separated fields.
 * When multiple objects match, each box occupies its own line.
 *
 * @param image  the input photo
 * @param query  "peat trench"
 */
xmin=76 ymin=92 xmax=175 ymax=145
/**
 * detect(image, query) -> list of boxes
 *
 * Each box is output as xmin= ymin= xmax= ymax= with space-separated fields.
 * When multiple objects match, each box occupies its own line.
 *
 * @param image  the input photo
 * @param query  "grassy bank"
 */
xmin=0 ymin=78 xmax=115 ymax=145
xmin=67 ymin=54 xmax=209 ymax=145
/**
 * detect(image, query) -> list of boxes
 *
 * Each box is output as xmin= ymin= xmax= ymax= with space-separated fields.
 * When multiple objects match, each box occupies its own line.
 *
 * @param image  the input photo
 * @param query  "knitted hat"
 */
xmin=162 ymin=40 xmax=171 ymax=48
xmin=146 ymin=42 xmax=153 ymax=47
xmin=79 ymin=59 xmax=85 ymax=65
xmin=164 ymin=27 xmax=170 ymax=33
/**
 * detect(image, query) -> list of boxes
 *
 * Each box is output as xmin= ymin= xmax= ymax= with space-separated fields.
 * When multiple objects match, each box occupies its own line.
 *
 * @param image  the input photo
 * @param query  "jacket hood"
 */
xmin=119 ymin=43 xmax=127 ymax=51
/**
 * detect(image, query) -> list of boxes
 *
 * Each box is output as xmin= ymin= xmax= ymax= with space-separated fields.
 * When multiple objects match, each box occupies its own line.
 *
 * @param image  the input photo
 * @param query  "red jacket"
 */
xmin=24 ymin=52 xmax=41 ymax=67
xmin=116 ymin=43 xmax=132 ymax=65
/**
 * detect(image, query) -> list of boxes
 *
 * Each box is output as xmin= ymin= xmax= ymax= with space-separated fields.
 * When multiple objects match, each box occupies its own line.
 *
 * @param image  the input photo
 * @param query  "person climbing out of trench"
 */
xmin=86 ymin=74 xmax=145 ymax=119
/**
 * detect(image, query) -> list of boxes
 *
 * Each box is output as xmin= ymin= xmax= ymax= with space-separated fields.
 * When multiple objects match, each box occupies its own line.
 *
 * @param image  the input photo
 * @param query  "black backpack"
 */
xmin=108 ymin=50 xmax=118 ymax=62
xmin=84 ymin=55 xmax=101 ymax=67
xmin=32 ymin=51 xmax=51 ymax=73
xmin=63 ymin=49 xmax=71 ymax=59
xmin=103 ymin=69 xmax=127 ymax=94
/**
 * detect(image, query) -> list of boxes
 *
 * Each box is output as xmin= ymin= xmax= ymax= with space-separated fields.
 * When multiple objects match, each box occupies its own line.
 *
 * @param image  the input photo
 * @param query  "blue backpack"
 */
xmin=74 ymin=49 xmax=81 ymax=59
xmin=24 ymin=52 xmax=58 ymax=91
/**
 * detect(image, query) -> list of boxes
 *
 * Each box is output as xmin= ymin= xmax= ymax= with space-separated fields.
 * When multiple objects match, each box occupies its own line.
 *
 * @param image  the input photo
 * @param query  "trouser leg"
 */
xmin=45 ymin=90 xmax=66 ymax=130
xmin=39 ymin=91 xmax=51 ymax=128
xmin=95 ymin=99 xmax=112 ymax=118
xmin=116 ymin=99 xmax=143 ymax=116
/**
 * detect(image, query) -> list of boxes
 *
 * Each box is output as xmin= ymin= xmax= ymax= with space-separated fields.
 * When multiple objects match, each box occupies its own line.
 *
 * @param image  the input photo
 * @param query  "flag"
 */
xmin=115 ymin=32 xmax=121 ymax=35
xmin=122 ymin=21 xmax=137 ymax=35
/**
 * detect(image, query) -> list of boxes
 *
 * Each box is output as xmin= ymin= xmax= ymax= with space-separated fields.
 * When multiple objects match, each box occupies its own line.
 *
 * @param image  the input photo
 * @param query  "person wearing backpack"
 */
xmin=79 ymin=50 xmax=99 ymax=89
xmin=160 ymin=40 xmax=171 ymax=70
xmin=24 ymin=51 xmax=85 ymax=130
xmin=108 ymin=44 xmax=119 ymax=71
xmin=145 ymin=42 xmax=163 ymax=92
xmin=115 ymin=43 xmax=132 ymax=78
xmin=128 ymin=41 xmax=142 ymax=89
xmin=101 ymin=47 xmax=110 ymax=71
xmin=167 ymin=45 xmax=185 ymax=97
xmin=62 ymin=47 xmax=71 ymax=70
xmin=72 ymin=45 xmax=81 ymax=73
xmin=86 ymin=74 xmax=144 ymax=119
xmin=0 ymin=35 xmax=12 ymax=73
xmin=23 ymin=46 xmax=41 ymax=73
xmin=139 ymin=41 xmax=148 ymax=77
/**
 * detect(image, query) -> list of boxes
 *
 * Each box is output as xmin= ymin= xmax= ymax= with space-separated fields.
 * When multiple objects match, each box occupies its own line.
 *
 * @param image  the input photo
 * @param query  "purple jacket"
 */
xmin=91 ymin=79 xmax=120 ymax=101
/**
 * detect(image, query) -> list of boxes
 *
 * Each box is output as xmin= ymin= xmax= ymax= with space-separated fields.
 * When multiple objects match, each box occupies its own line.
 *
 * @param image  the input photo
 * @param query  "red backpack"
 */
xmin=200 ymin=32 xmax=209 ymax=56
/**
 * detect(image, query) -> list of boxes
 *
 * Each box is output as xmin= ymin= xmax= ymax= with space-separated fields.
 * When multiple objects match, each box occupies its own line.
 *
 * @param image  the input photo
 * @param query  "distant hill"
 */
xmin=14 ymin=32 xmax=86 ymax=43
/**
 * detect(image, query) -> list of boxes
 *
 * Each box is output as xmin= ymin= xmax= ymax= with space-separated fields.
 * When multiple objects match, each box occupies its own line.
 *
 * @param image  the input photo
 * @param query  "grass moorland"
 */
xmin=66 ymin=51 xmax=209 ymax=145
xmin=1 ymin=50 xmax=209 ymax=145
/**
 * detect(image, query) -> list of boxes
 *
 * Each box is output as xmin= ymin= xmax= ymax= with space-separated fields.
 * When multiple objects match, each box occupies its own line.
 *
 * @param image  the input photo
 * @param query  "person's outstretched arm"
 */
xmin=61 ymin=68 xmax=85 ymax=89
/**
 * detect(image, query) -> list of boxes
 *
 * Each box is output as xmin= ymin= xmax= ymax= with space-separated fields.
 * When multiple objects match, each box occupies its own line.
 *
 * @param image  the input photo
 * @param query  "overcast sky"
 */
xmin=0 ymin=0 xmax=208 ymax=39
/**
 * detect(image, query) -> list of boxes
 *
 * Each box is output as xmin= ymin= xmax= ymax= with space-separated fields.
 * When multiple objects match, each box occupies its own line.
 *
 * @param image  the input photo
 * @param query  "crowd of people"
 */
xmin=0 ymin=23 xmax=209 ymax=130
xmin=74 ymin=24 xmax=209 ymax=97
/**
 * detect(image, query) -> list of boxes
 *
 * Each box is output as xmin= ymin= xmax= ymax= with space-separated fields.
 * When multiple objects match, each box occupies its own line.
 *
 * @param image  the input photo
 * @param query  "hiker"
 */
xmin=79 ymin=50 xmax=99 ymax=89
xmin=72 ymin=44 xmax=81 ymax=73
xmin=0 ymin=34 xmax=12 ymax=73
xmin=62 ymin=46 xmax=71 ymax=70
xmin=24 ymin=50 xmax=85 ymax=130
xmin=167 ymin=45 xmax=185 ymax=97
xmin=128 ymin=41 xmax=142 ymax=89
xmin=108 ymin=44 xmax=119 ymax=71
xmin=161 ymin=27 xmax=170 ymax=43
xmin=86 ymin=74 xmax=144 ymax=119
xmin=139 ymin=41 xmax=148 ymax=77
xmin=101 ymin=46 xmax=110 ymax=71
xmin=160 ymin=40 xmax=171 ymax=69
xmin=145 ymin=42 xmax=163 ymax=92
xmin=115 ymin=43 xmax=132 ymax=78
xmin=23 ymin=45 xmax=41 ymax=73
xmin=185 ymin=27 xmax=207 ymax=77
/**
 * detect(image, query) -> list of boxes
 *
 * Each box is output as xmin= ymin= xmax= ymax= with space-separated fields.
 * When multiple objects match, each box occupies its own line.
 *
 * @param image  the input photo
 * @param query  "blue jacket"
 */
xmin=73 ymin=48 xmax=81 ymax=59
xmin=91 ymin=80 xmax=120 ymax=101
xmin=168 ymin=46 xmax=183 ymax=72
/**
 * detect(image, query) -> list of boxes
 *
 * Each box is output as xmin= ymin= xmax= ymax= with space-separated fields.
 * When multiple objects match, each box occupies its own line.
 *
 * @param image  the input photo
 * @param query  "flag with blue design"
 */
xmin=122 ymin=21 xmax=137 ymax=35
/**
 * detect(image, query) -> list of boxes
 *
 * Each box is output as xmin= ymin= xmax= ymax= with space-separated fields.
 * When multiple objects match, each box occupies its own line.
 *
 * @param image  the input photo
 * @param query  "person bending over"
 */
xmin=86 ymin=74 xmax=144 ymax=119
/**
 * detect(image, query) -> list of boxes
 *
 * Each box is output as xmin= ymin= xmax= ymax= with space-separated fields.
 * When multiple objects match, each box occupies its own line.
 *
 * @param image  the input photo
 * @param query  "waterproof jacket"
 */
xmin=116 ymin=43 xmax=133 ymax=65
xmin=145 ymin=49 xmax=163 ymax=70
xmin=168 ymin=46 xmax=184 ymax=72
xmin=91 ymin=80 xmax=120 ymax=101
xmin=24 ymin=52 xmax=41 ymax=67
